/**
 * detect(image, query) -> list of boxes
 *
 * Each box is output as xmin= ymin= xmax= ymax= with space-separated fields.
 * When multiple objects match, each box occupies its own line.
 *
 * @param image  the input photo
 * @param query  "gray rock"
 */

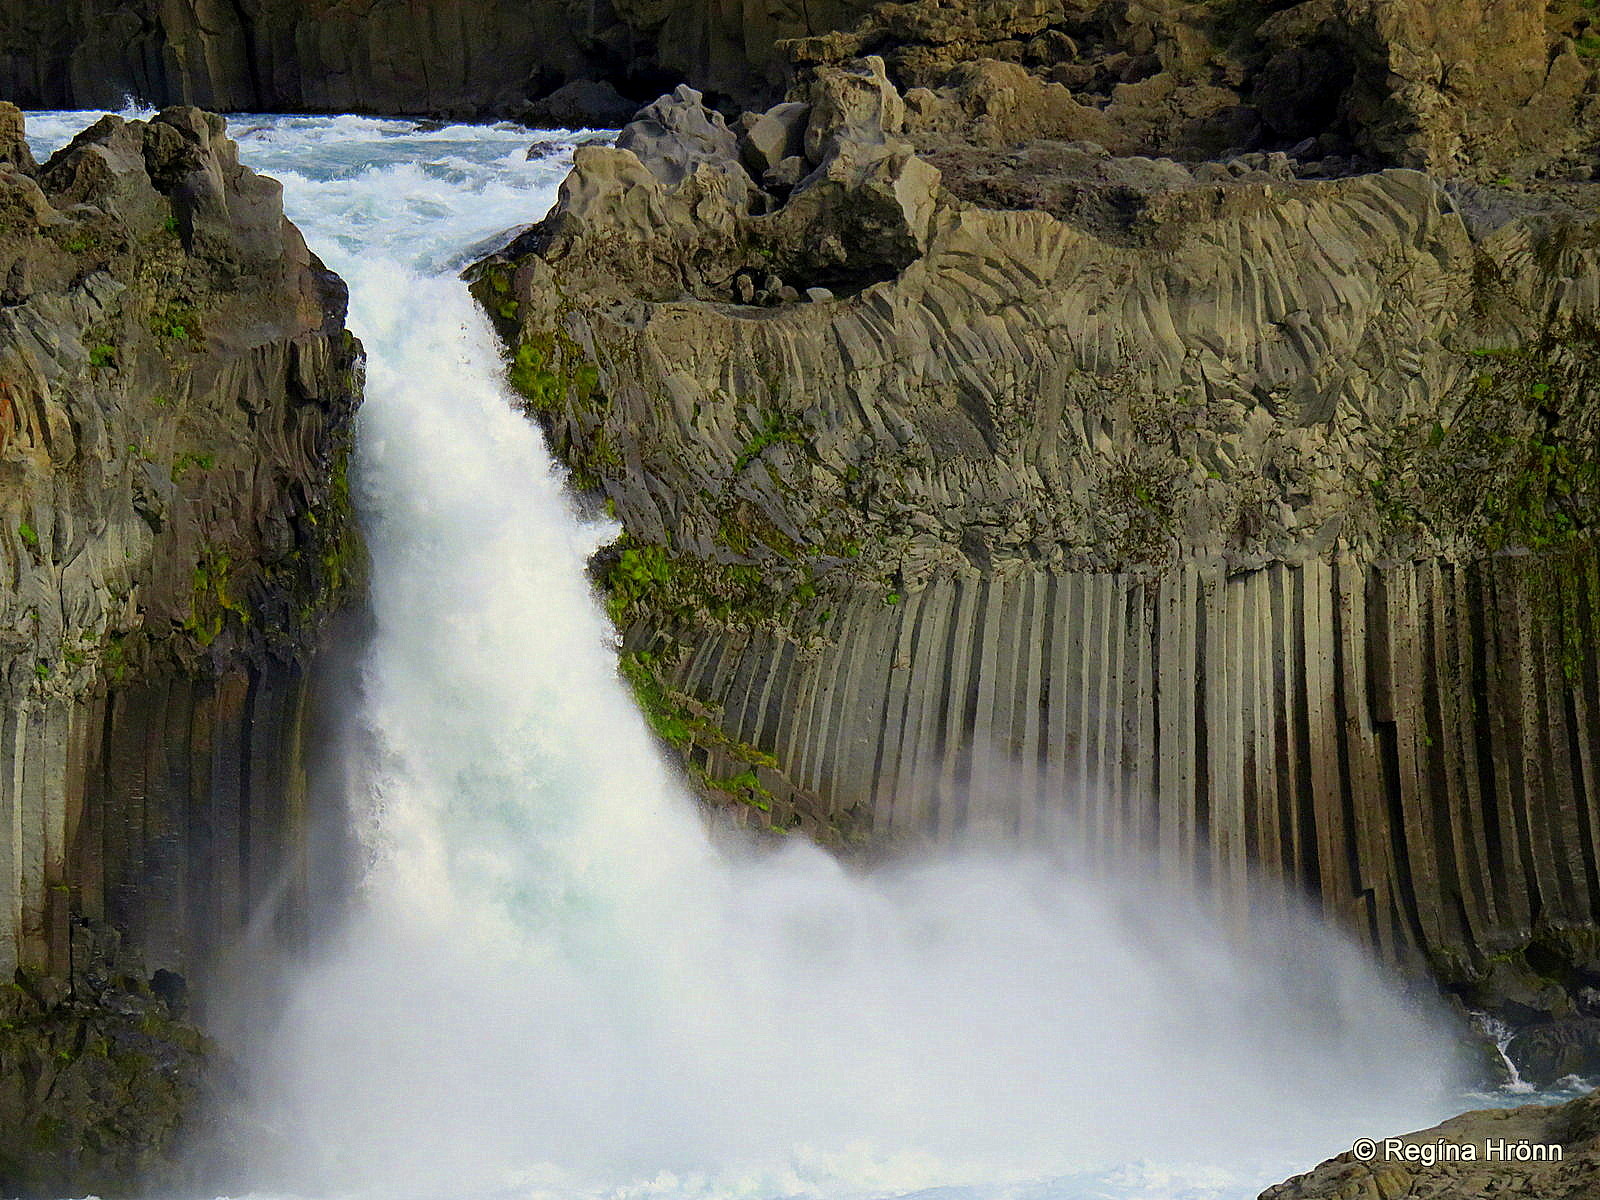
xmin=0 ymin=110 xmax=361 ymax=1200
xmin=617 ymin=84 xmax=753 ymax=196
xmin=0 ymin=100 xmax=32 ymax=172
xmin=740 ymin=100 xmax=811 ymax=177
xmin=519 ymin=79 xmax=639 ymax=129
xmin=1261 ymin=1090 xmax=1600 ymax=1198
xmin=763 ymin=155 xmax=808 ymax=190
xmin=474 ymin=56 xmax=1600 ymax=979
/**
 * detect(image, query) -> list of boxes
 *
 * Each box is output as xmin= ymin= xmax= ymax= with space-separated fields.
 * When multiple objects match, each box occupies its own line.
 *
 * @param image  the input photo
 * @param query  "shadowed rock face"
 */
xmin=474 ymin=40 xmax=1600 ymax=1056
xmin=5 ymin=0 xmax=1600 ymax=167
xmin=0 ymin=104 xmax=360 ymax=1195
xmin=0 ymin=0 xmax=878 ymax=119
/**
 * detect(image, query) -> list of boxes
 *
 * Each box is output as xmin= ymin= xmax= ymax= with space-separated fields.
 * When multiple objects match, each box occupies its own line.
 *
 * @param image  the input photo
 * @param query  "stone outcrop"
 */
xmin=0 ymin=104 xmax=360 ymax=1193
xmin=0 ymin=972 xmax=213 ymax=1198
xmin=791 ymin=0 xmax=1600 ymax=179
xmin=5 ymin=0 xmax=1598 ymax=169
xmin=1260 ymin=1088 xmax=1600 ymax=1199
xmin=474 ymin=38 xmax=1600 ymax=1067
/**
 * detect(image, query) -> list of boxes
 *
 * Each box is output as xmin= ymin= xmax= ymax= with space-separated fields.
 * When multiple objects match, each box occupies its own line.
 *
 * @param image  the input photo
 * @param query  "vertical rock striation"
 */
xmin=474 ymin=45 xmax=1600 ymax=1047
xmin=0 ymin=0 xmax=879 ymax=119
xmin=0 ymin=101 xmax=359 ymax=1152
xmin=10 ymin=0 xmax=1595 ymax=163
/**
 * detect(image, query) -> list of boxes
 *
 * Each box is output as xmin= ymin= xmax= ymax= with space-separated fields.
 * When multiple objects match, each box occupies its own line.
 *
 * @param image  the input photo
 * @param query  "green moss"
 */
xmin=283 ymin=438 xmax=365 ymax=628
xmin=170 ymin=452 xmax=215 ymax=482
xmin=695 ymin=766 xmax=774 ymax=813
xmin=151 ymin=303 xmax=202 ymax=343
xmin=101 ymin=633 xmax=132 ymax=685
xmin=735 ymin=409 xmax=806 ymax=472
xmin=507 ymin=331 xmax=600 ymax=415
xmin=183 ymin=552 xmax=249 ymax=647
xmin=619 ymin=647 xmax=780 ymax=813
xmin=1478 ymin=434 xmax=1597 ymax=552
xmin=605 ymin=541 xmax=678 ymax=624
xmin=17 ymin=521 xmax=38 ymax=549
xmin=88 ymin=344 xmax=116 ymax=369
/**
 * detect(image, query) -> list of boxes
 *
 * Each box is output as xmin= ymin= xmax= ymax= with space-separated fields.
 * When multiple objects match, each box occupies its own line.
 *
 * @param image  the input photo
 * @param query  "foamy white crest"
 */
xmin=25 ymin=114 xmax=1469 ymax=1200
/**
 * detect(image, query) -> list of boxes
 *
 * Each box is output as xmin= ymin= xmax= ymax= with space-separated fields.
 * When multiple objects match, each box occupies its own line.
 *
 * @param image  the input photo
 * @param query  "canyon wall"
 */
xmin=475 ymin=21 xmax=1600 ymax=1063
xmin=0 ymin=0 xmax=876 ymax=118
xmin=0 ymin=104 xmax=359 ymax=1192
xmin=7 ymin=0 xmax=1600 ymax=165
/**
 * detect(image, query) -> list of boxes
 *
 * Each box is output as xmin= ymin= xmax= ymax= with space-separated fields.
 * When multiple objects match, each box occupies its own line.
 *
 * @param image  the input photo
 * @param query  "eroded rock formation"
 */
xmin=1261 ymin=1088 xmax=1600 ymax=1199
xmin=0 ymin=104 xmax=360 ymax=1192
xmin=474 ymin=21 xmax=1600 ymax=1068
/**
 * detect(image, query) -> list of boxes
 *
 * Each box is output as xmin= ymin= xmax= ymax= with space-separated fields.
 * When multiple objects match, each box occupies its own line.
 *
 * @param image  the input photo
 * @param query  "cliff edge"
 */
xmin=475 ymin=2 xmax=1600 ymax=1081
xmin=1260 ymin=1088 xmax=1600 ymax=1199
xmin=0 ymin=105 xmax=361 ymax=1195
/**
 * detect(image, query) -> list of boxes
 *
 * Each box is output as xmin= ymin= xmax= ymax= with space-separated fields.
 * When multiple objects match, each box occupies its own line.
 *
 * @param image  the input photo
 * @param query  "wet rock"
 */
xmin=0 ymin=105 xmax=361 ymax=1193
xmin=0 ymin=971 xmax=228 ymax=1199
xmin=1508 ymin=1021 xmax=1600 ymax=1088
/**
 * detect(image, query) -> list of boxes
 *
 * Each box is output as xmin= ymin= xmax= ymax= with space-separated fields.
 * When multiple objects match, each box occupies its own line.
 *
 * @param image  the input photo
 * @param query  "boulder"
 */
xmin=804 ymin=56 xmax=905 ymax=164
xmin=740 ymin=100 xmax=811 ymax=177
xmin=1507 ymin=1020 xmax=1600 ymax=1088
xmin=518 ymin=79 xmax=640 ymax=129
xmin=0 ymin=100 xmax=32 ymax=172
xmin=617 ymin=84 xmax=756 ymax=208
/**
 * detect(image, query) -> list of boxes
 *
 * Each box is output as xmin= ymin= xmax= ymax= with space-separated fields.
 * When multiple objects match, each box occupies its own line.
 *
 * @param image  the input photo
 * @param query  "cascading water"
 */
xmin=28 ymin=113 xmax=1470 ymax=1200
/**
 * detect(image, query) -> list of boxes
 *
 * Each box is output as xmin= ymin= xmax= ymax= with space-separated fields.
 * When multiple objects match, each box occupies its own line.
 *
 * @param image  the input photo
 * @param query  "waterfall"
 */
xmin=31 ymin=112 xmax=1468 ymax=1200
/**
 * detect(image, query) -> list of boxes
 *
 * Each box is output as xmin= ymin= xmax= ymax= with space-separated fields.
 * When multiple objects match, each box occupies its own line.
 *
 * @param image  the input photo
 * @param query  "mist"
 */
xmin=191 ymin=116 xmax=1466 ymax=1200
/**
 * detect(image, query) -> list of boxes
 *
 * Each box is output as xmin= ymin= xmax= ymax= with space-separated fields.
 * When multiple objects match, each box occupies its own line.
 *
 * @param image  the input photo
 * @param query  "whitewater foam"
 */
xmin=26 ymin=114 xmax=1470 ymax=1200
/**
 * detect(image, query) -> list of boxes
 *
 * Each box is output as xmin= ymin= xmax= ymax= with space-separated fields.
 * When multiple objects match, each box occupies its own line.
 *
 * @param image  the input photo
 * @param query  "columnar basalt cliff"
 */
xmin=0 ymin=0 xmax=877 ymax=120
xmin=476 ymin=3 xmax=1600 ymax=1073
xmin=0 ymin=104 xmax=360 ymax=1193
xmin=8 ymin=0 xmax=1600 ymax=157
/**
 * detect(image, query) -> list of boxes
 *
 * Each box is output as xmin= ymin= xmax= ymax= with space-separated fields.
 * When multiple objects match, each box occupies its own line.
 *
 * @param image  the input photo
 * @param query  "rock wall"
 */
xmin=0 ymin=104 xmax=361 ymax=995
xmin=0 ymin=0 xmax=877 ymax=118
xmin=474 ymin=52 xmax=1600 ymax=1042
xmin=790 ymin=0 xmax=1600 ymax=177
xmin=630 ymin=551 xmax=1600 ymax=980
xmin=7 ymin=0 xmax=1599 ymax=167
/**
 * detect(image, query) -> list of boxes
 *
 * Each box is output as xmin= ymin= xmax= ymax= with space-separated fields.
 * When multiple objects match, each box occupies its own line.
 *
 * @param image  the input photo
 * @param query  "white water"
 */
xmin=28 ymin=113 xmax=1471 ymax=1200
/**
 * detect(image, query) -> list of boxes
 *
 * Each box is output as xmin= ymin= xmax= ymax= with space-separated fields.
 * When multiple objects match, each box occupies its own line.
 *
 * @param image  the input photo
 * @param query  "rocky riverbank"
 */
xmin=0 ymin=104 xmax=361 ymax=1194
xmin=1261 ymin=1088 xmax=1600 ymax=1199
xmin=473 ymin=2 xmax=1600 ymax=1074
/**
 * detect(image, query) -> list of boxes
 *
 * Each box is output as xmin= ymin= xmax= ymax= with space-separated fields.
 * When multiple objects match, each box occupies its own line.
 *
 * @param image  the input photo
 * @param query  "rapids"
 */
xmin=26 ymin=111 xmax=1470 ymax=1200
